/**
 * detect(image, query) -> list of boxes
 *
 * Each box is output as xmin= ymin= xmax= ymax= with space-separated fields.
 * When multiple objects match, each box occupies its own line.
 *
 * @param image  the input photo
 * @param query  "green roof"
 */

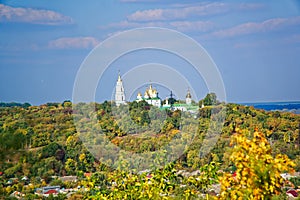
xmin=173 ymin=103 xmax=187 ymax=107
xmin=162 ymin=105 xmax=171 ymax=108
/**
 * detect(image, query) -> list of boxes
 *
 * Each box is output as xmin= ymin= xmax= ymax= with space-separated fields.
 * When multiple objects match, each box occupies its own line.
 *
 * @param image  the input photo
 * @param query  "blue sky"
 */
xmin=0 ymin=0 xmax=300 ymax=105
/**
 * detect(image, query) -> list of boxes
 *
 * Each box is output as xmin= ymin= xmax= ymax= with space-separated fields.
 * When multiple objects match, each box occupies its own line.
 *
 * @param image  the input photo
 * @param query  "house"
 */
xmin=146 ymin=174 xmax=153 ymax=179
xmin=281 ymin=173 xmax=296 ymax=180
xmin=44 ymin=189 xmax=59 ymax=196
xmin=59 ymin=176 xmax=77 ymax=182
xmin=7 ymin=178 xmax=18 ymax=185
xmin=286 ymin=189 xmax=298 ymax=198
xmin=84 ymin=172 xmax=92 ymax=177
xmin=35 ymin=185 xmax=60 ymax=196
xmin=10 ymin=191 xmax=24 ymax=199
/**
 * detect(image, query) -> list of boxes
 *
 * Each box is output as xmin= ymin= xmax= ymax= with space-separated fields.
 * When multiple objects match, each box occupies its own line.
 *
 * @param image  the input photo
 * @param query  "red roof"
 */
xmin=232 ymin=172 xmax=237 ymax=177
xmin=287 ymin=189 xmax=298 ymax=197
xmin=84 ymin=172 xmax=92 ymax=177
xmin=146 ymin=174 xmax=153 ymax=179
xmin=44 ymin=189 xmax=58 ymax=195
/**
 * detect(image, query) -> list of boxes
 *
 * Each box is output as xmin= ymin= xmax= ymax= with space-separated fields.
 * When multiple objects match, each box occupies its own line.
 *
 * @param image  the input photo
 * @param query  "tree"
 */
xmin=40 ymin=142 xmax=61 ymax=158
xmin=62 ymin=100 xmax=72 ymax=107
xmin=203 ymin=93 xmax=217 ymax=106
xmin=185 ymin=162 xmax=220 ymax=193
xmin=218 ymin=129 xmax=295 ymax=200
xmin=65 ymin=158 xmax=77 ymax=175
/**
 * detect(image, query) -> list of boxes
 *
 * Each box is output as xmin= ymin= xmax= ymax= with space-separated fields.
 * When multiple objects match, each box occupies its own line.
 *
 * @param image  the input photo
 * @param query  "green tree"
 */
xmin=65 ymin=158 xmax=77 ymax=175
xmin=203 ymin=93 xmax=217 ymax=106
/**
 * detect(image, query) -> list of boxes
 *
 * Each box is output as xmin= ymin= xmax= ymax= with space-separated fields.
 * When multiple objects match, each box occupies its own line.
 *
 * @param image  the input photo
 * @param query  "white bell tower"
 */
xmin=186 ymin=89 xmax=192 ymax=105
xmin=115 ymin=72 xmax=126 ymax=106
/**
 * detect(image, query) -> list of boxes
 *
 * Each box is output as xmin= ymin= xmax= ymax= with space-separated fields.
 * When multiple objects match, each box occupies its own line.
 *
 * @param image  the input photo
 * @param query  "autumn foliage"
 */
xmin=218 ymin=129 xmax=296 ymax=199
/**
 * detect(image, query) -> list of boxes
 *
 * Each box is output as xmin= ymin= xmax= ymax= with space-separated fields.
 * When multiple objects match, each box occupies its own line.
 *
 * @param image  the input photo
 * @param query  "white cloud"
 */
xmin=100 ymin=2 xmax=264 ymax=36
xmin=48 ymin=37 xmax=99 ymax=49
xmin=101 ymin=2 xmax=266 ymax=38
xmin=0 ymin=4 xmax=73 ymax=25
xmin=126 ymin=3 xmax=263 ymax=22
xmin=212 ymin=16 xmax=300 ymax=38
xmin=101 ymin=20 xmax=215 ymax=33
xmin=170 ymin=21 xmax=214 ymax=32
xmin=100 ymin=20 xmax=165 ymax=30
xmin=127 ymin=2 xmax=229 ymax=22
xmin=128 ymin=9 xmax=164 ymax=21
xmin=237 ymin=3 xmax=264 ymax=10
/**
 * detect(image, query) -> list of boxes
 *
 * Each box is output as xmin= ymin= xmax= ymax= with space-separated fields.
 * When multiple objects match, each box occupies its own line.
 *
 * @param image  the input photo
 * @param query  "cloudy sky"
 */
xmin=1 ymin=0 xmax=300 ymax=105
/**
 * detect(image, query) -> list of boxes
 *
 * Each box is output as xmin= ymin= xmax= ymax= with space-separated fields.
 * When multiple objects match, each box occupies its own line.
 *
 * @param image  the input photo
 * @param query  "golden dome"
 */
xmin=149 ymin=84 xmax=153 ymax=90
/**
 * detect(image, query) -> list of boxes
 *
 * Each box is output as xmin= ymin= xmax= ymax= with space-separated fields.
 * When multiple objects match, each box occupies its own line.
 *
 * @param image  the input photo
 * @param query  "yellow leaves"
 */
xmin=135 ymin=182 xmax=141 ymax=187
xmin=184 ymin=188 xmax=196 ymax=196
xmin=266 ymin=130 xmax=272 ymax=137
xmin=237 ymin=163 xmax=243 ymax=169
xmin=220 ymin=176 xmax=231 ymax=188
xmin=241 ymin=168 xmax=249 ymax=177
xmin=270 ymin=177 xmax=276 ymax=186
xmin=269 ymin=185 xmax=274 ymax=193
xmin=218 ymin=129 xmax=296 ymax=200
xmin=79 ymin=153 xmax=86 ymax=162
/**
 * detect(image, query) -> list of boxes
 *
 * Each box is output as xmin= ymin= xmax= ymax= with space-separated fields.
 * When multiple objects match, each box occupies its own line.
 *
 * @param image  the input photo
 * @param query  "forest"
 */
xmin=0 ymin=95 xmax=299 ymax=199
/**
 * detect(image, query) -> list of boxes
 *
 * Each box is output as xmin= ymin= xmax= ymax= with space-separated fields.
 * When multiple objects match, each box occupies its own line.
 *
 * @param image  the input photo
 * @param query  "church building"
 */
xmin=136 ymin=84 xmax=161 ymax=107
xmin=186 ymin=89 xmax=192 ymax=105
xmin=114 ymin=72 xmax=198 ymax=112
xmin=115 ymin=73 xmax=126 ymax=106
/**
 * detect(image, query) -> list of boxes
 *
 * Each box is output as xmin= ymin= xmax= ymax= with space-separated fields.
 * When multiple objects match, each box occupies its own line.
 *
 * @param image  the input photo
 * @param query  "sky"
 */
xmin=0 ymin=0 xmax=300 ymax=105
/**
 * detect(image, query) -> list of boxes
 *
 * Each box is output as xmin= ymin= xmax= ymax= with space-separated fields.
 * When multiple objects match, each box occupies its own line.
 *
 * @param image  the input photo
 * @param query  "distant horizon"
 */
xmin=1 ymin=99 xmax=300 ymax=107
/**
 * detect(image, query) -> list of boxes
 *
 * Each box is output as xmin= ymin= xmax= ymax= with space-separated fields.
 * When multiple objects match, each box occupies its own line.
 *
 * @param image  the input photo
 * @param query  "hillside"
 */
xmin=0 ymin=100 xmax=299 ymax=198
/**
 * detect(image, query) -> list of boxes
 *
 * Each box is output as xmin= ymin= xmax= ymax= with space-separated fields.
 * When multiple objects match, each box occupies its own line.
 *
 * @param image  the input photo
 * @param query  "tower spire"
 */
xmin=170 ymin=91 xmax=174 ymax=99
xmin=186 ymin=88 xmax=192 ymax=105
xmin=115 ymin=71 xmax=126 ymax=106
xmin=118 ymin=70 xmax=121 ymax=81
